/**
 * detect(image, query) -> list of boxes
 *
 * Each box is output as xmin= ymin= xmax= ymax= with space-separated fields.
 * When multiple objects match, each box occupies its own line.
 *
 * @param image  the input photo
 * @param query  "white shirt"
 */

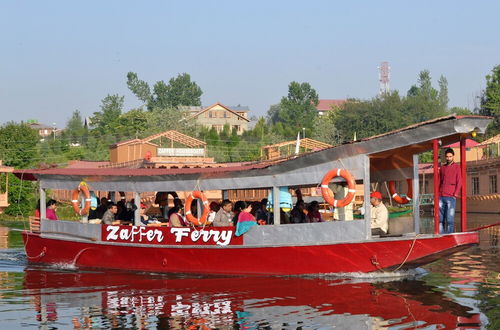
xmin=371 ymin=202 xmax=389 ymax=233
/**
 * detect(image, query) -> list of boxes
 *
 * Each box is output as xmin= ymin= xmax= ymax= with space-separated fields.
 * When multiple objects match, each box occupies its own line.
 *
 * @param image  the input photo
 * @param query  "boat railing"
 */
xmin=29 ymin=216 xmax=40 ymax=233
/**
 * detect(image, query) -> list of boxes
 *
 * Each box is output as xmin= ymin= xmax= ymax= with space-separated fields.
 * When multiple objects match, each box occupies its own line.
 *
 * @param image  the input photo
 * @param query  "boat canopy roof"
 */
xmin=14 ymin=115 xmax=491 ymax=192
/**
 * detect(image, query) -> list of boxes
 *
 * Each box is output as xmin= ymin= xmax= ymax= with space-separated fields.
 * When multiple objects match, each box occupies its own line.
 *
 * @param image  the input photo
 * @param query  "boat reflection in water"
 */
xmin=24 ymin=268 xmax=481 ymax=329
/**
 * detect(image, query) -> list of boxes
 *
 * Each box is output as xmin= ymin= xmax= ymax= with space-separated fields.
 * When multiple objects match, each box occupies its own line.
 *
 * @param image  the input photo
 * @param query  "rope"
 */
xmin=371 ymin=235 xmax=421 ymax=272
xmin=25 ymin=245 xmax=46 ymax=260
xmin=192 ymin=178 xmax=201 ymax=192
xmin=72 ymin=247 xmax=95 ymax=265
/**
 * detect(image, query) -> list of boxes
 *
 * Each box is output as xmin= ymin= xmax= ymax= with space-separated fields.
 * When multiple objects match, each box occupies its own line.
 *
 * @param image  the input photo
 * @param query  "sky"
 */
xmin=1 ymin=0 xmax=499 ymax=127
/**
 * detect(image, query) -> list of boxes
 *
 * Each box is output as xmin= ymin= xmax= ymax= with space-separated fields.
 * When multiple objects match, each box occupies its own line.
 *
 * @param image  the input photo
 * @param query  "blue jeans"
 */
xmin=439 ymin=196 xmax=456 ymax=234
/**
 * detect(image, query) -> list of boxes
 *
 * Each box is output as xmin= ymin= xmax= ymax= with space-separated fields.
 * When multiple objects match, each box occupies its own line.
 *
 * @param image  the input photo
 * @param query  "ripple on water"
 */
xmin=0 ymin=248 xmax=27 ymax=272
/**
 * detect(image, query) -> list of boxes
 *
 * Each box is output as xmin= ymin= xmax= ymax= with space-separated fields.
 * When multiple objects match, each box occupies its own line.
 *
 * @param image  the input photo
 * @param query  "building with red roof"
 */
xmin=315 ymin=99 xmax=347 ymax=116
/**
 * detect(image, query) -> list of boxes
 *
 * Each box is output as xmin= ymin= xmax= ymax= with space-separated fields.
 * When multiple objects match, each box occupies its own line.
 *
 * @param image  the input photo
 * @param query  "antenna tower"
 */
xmin=378 ymin=61 xmax=390 ymax=95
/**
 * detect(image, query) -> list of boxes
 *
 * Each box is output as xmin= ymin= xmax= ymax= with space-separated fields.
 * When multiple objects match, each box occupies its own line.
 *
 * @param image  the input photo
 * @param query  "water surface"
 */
xmin=0 ymin=215 xmax=498 ymax=329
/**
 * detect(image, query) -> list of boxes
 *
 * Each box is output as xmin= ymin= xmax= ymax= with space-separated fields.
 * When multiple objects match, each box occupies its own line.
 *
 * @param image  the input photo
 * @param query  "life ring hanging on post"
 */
xmin=71 ymin=182 xmax=91 ymax=216
xmin=388 ymin=179 xmax=413 ymax=204
xmin=185 ymin=191 xmax=209 ymax=226
xmin=321 ymin=169 xmax=356 ymax=208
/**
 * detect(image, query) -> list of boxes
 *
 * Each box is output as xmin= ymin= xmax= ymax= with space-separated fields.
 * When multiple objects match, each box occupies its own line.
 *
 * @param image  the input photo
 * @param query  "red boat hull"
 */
xmin=22 ymin=231 xmax=479 ymax=275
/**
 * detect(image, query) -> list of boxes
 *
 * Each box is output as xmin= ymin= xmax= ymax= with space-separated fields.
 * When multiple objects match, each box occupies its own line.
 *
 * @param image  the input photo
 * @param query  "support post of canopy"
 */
xmin=433 ymin=139 xmax=440 ymax=234
xmin=39 ymin=186 xmax=46 ymax=219
xmin=363 ymin=155 xmax=371 ymax=239
xmin=134 ymin=192 xmax=141 ymax=226
xmin=222 ymin=190 xmax=229 ymax=200
xmin=273 ymin=186 xmax=281 ymax=225
xmin=413 ymin=154 xmax=420 ymax=234
xmin=460 ymin=137 xmax=467 ymax=231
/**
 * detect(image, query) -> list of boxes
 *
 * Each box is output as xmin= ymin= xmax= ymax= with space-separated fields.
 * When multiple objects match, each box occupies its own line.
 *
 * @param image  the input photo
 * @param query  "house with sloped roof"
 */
xmin=184 ymin=102 xmax=250 ymax=135
xmin=316 ymin=99 xmax=346 ymax=116
xmin=27 ymin=121 xmax=60 ymax=138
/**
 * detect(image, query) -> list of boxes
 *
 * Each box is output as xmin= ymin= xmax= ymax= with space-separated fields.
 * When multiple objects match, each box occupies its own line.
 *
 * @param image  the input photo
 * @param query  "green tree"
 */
xmin=0 ymin=122 xmax=39 ymax=168
xmin=126 ymin=72 xmax=152 ymax=105
xmin=161 ymin=73 xmax=203 ymax=108
xmin=127 ymin=72 xmax=203 ymax=110
xmin=438 ymin=75 xmax=449 ymax=112
xmin=449 ymin=106 xmax=472 ymax=115
xmin=144 ymin=107 xmax=194 ymax=136
xmin=117 ymin=109 xmax=148 ymax=138
xmin=90 ymin=94 xmax=124 ymax=136
xmin=332 ymin=92 xmax=407 ymax=141
xmin=4 ymin=173 xmax=37 ymax=217
xmin=65 ymin=110 xmax=86 ymax=144
xmin=0 ymin=122 xmax=39 ymax=217
xmin=266 ymin=104 xmax=281 ymax=125
xmin=479 ymin=65 xmax=500 ymax=136
xmin=406 ymin=70 xmax=446 ymax=122
xmin=278 ymin=82 xmax=319 ymax=129
xmin=311 ymin=112 xmax=341 ymax=145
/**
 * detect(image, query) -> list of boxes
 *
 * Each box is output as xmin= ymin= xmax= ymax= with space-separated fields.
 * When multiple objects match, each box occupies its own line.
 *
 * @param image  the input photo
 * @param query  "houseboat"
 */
xmin=17 ymin=115 xmax=492 ymax=275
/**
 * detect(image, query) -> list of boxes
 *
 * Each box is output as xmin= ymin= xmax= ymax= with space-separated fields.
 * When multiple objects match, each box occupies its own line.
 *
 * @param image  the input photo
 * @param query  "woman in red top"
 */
xmin=45 ymin=199 xmax=58 ymax=220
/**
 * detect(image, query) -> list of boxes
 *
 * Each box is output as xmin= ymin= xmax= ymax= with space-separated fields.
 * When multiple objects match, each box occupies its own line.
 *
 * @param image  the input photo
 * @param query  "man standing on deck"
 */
xmin=439 ymin=148 xmax=462 ymax=234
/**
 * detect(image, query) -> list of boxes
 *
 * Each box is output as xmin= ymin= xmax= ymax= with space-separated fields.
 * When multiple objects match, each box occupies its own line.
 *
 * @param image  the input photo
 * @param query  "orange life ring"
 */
xmin=71 ymin=182 xmax=91 ymax=216
xmin=321 ymin=168 xmax=356 ymax=207
xmin=184 ymin=191 xmax=209 ymax=226
xmin=388 ymin=179 xmax=413 ymax=204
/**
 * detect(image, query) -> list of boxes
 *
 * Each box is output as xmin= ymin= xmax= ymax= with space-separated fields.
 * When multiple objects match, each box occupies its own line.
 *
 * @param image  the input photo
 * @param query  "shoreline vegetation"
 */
xmin=0 ymin=66 xmax=498 ymax=217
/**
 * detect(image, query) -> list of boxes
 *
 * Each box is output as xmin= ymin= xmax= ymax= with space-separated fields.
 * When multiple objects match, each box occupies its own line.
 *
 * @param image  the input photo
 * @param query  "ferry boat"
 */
xmin=17 ymin=115 xmax=491 ymax=275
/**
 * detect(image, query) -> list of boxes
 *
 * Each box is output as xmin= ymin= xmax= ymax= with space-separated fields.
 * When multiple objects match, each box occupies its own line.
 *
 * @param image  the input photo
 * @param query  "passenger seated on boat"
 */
xmin=102 ymin=203 xmax=118 ymax=225
xmin=45 ymin=199 xmax=58 ymax=220
xmin=95 ymin=197 xmax=108 ymax=219
xmin=306 ymin=201 xmax=324 ymax=223
xmin=168 ymin=206 xmax=188 ymax=227
xmin=290 ymin=200 xmax=307 ymax=224
xmin=235 ymin=201 xmax=258 ymax=236
xmin=207 ymin=201 xmax=220 ymax=224
xmin=140 ymin=203 xmax=150 ymax=225
xmin=255 ymin=198 xmax=271 ymax=224
xmin=213 ymin=200 xmax=233 ymax=227
xmin=250 ymin=201 xmax=261 ymax=216
xmin=370 ymin=191 xmax=388 ymax=236
xmin=155 ymin=191 xmax=169 ymax=219
xmin=232 ymin=201 xmax=245 ymax=226
xmin=116 ymin=200 xmax=129 ymax=221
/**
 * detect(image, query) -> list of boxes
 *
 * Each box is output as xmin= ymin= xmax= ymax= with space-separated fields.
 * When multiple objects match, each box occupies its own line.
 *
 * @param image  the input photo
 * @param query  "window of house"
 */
xmin=209 ymin=111 xmax=213 ymax=118
xmin=472 ymin=177 xmax=480 ymax=195
xmin=223 ymin=112 xmax=229 ymax=118
xmin=489 ymin=175 xmax=497 ymax=194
